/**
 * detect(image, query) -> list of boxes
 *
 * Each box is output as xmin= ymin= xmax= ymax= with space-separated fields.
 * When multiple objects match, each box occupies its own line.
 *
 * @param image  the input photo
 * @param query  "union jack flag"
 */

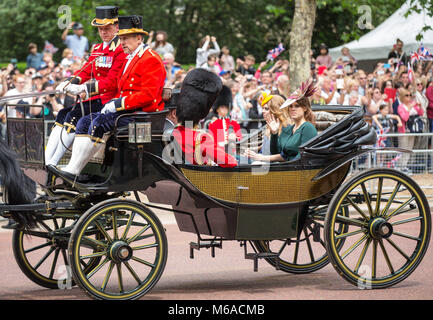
xmin=410 ymin=52 xmax=420 ymax=65
xmin=417 ymin=44 xmax=433 ymax=60
xmin=375 ymin=127 xmax=390 ymax=148
xmin=44 ymin=41 xmax=59 ymax=54
xmin=266 ymin=43 xmax=285 ymax=61
xmin=386 ymin=154 xmax=401 ymax=169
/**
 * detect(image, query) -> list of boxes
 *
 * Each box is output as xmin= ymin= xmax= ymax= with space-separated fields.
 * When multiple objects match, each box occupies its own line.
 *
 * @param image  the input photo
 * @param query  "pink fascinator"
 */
xmin=280 ymin=79 xmax=317 ymax=109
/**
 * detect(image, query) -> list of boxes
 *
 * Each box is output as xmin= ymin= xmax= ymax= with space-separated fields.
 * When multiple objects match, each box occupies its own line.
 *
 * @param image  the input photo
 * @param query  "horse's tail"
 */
xmin=0 ymin=139 xmax=38 ymax=229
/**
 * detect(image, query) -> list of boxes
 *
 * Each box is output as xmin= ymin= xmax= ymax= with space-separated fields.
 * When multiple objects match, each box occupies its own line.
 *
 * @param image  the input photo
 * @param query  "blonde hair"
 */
xmin=346 ymin=79 xmax=360 ymax=92
xmin=264 ymin=95 xmax=291 ymax=134
xmin=62 ymin=48 xmax=73 ymax=58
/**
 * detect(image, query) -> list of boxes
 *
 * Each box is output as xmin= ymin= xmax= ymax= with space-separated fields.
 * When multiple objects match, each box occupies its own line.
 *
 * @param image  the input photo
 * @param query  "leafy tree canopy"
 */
xmin=0 ymin=0 xmax=410 ymax=64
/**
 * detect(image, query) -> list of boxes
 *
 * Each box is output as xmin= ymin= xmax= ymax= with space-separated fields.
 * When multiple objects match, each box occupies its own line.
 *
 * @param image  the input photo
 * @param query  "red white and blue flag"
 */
xmin=416 ymin=44 xmax=433 ymax=61
xmin=266 ymin=43 xmax=285 ymax=61
xmin=407 ymin=62 xmax=414 ymax=82
xmin=375 ymin=128 xmax=390 ymax=148
xmin=44 ymin=41 xmax=59 ymax=54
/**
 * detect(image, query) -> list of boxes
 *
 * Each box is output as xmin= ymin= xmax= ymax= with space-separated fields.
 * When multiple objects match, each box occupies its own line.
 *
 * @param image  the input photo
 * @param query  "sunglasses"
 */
xmin=404 ymin=94 xmax=413 ymax=97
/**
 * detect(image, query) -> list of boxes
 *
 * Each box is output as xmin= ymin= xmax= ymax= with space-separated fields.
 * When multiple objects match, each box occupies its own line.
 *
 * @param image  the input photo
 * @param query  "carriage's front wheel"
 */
xmin=324 ymin=168 xmax=431 ymax=289
xmin=68 ymin=199 xmax=167 ymax=300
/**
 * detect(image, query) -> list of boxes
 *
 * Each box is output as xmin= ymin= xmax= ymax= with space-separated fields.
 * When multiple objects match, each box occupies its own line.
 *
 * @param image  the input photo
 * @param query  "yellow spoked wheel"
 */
xmin=253 ymin=205 xmax=349 ymax=274
xmin=324 ymin=168 xmax=431 ymax=289
xmin=68 ymin=199 xmax=167 ymax=300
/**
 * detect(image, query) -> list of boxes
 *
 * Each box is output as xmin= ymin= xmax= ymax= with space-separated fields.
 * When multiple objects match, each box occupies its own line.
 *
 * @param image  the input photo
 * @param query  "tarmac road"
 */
xmin=0 ymin=209 xmax=433 ymax=302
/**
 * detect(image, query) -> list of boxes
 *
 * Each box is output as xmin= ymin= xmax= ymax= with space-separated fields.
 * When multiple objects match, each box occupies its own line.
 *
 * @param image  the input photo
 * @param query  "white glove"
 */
xmin=101 ymin=101 xmax=117 ymax=114
xmin=65 ymin=84 xmax=87 ymax=96
xmin=55 ymin=81 xmax=69 ymax=93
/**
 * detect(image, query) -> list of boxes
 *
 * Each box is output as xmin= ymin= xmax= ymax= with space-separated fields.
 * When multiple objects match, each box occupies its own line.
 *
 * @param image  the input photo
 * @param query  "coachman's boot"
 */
xmin=47 ymin=130 xmax=75 ymax=166
xmin=62 ymin=136 xmax=103 ymax=176
xmin=44 ymin=125 xmax=63 ymax=165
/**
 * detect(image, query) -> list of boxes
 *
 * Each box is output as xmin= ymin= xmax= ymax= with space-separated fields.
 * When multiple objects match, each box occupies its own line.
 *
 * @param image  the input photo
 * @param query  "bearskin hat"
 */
xmin=212 ymin=85 xmax=232 ymax=113
xmin=177 ymin=68 xmax=223 ymax=125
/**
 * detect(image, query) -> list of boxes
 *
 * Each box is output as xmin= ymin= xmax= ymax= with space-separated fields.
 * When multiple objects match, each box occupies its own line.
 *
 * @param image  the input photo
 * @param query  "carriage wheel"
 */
xmin=253 ymin=205 xmax=349 ymax=274
xmin=12 ymin=214 xmax=101 ymax=289
xmin=68 ymin=199 xmax=167 ymax=300
xmin=324 ymin=168 xmax=431 ymax=289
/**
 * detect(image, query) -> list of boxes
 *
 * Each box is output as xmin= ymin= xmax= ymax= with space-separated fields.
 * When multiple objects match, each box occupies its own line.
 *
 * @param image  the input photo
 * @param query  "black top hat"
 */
xmin=117 ymin=15 xmax=148 ymax=36
xmin=91 ymin=6 xmax=119 ymax=27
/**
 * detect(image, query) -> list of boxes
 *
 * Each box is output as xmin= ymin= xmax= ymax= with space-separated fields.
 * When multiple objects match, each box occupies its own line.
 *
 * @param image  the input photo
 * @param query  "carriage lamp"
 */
xmin=128 ymin=122 xmax=152 ymax=144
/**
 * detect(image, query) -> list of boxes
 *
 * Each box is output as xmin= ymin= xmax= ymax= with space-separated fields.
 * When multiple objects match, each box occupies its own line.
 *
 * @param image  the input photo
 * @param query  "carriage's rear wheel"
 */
xmin=324 ymin=168 xmax=431 ymax=289
xmin=253 ymin=205 xmax=349 ymax=274
xmin=68 ymin=199 xmax=167 ymax=300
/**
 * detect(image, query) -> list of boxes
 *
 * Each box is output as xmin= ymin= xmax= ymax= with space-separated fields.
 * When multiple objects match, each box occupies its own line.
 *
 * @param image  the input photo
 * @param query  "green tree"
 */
xmin=0 ymin=0 xmax=410 ymax=68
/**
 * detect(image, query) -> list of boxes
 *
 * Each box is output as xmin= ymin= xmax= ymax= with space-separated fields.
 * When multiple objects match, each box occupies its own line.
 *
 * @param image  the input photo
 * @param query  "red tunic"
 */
xmin=172 ymin=126 xmax=237 ymax=168
xmin=208 ymin=118 xmax=242 ymax=148
xmin=115 ymin=46 xmax=166 ymax=112
xmin=74 ymin=37 xmax=127 ymax=105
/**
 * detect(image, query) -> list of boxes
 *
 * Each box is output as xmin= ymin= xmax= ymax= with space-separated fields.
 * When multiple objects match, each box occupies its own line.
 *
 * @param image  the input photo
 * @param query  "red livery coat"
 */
xmin=115 ymin=46 xmax=166 ymax=112
xmin=172 ymin=125 xmax=237 ymax=168
xmin=74 ymin=37 xmax=127 ymax=105
xmin=208 ymin=117 xmax=242 ymax=148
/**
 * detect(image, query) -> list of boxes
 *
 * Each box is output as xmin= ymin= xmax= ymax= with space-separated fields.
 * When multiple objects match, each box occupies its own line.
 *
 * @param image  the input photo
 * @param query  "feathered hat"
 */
xmin=177 ymin=68 xmax=223 ymax=125
xmin=280 ymin=79 xmax=317 ymax=109
xmin=260 ymin=92 xmax=274 ymax=106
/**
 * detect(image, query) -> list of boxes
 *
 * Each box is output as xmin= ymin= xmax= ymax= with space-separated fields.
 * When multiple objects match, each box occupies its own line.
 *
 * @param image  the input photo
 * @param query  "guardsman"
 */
xmin=45 ymin=6 xmax=127 ymax=166
xmin=208 ymin=85 xmax=242 ymax=153
xmin=171 ymin=68 xmax=237 ymax=168
xmin=49 ymin=15 xmax=166 ymax=181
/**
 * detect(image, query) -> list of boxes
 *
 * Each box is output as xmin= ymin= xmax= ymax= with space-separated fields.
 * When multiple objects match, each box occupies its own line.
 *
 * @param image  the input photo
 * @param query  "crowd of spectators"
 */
xmin=1 ymin=29 xmax=433 ymax=173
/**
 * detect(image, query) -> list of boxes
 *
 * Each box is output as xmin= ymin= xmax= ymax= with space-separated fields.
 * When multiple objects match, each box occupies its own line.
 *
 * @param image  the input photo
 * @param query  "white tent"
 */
xmin=328 ymin=0 xmax=433 ymax=62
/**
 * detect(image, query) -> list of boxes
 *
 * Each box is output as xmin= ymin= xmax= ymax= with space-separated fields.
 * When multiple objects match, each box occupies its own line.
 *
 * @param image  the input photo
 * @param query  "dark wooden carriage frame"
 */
xmin=0 ymin=103 xmax=431 ymax=299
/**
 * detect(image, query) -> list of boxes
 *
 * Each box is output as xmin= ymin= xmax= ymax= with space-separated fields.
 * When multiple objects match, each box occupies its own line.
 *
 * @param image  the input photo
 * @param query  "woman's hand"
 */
xmin=267 ymin=114 xmax=280 ymax=135
xmin=243 ymin=148 xmax=262 ymax=161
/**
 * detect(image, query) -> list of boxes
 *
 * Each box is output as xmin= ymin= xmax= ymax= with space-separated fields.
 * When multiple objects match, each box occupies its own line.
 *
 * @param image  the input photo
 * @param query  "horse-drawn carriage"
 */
xmin=0 ymin=99 xmax=430 ymax=299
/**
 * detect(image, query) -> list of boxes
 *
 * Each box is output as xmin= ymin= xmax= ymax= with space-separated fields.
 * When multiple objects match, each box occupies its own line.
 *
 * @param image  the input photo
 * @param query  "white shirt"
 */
xmin=3 ymin=89 xmax=32 ymax=117
xmin=122 ymin=43 xmax=147 ymax=75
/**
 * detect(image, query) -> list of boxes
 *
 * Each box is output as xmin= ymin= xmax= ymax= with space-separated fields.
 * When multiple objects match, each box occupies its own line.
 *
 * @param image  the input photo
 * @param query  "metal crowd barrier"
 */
xmin=351 ymin=131 xmax=433 ymax=199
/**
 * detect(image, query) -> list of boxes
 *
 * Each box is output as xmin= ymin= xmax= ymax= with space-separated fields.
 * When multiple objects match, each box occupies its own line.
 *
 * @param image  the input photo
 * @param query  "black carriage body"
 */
xmin=8 ymin=105 xmax=375 ymax=241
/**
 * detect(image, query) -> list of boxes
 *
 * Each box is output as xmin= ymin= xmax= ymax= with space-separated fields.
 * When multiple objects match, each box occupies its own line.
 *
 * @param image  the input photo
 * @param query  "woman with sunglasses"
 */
xmin=397 ymin=88 xmax=424 ymax=173
xmin=244 ymin=81 xmax=317 ymax=162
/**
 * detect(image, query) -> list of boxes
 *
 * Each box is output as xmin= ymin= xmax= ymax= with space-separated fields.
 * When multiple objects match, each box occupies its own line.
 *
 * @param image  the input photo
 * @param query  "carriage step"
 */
xmin=245 ymin=252 xmax=280 ymax=272
xmin=189 ymin=239 xmax=222 ymax=259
